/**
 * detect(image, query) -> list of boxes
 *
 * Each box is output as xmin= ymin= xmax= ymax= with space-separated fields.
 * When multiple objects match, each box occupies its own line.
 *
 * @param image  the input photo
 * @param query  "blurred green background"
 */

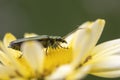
xmin=0 ymin=0 xmax=120 ymax=80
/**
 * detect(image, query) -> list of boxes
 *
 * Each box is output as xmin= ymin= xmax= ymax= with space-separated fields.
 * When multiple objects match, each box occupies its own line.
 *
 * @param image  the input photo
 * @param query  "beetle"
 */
xmin=8 ymin=27 xmax=83 ymax=52
xmin=8 ymin=35 xmax=67 ymax=51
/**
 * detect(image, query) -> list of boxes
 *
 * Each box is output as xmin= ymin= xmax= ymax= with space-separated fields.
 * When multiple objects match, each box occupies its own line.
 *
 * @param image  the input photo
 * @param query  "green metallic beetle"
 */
xmin=8 ymin=35 xmax=67 ymax=51
xmin=8 ymin=27 xmax=83 ymax=51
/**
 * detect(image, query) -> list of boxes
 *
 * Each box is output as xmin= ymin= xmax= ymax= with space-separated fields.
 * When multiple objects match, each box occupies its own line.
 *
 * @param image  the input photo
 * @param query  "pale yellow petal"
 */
xmin=71 ymin=19 xmax=105 ymax=66
xmin=0 ymin=64 xmax=30 ymax=79
xmin=24 ymin=33 xmax=38 ymax=38
xmin=0 ymin=41 xmax=32 ymax=78
xmin=89 ymin=39 xmax=120 ymax=78
xmin=64 ymin=22 xmax=90 ymax=47
xmin=1 ymin=51 xmax=32 ymax=78
xmin=67 ymin=65 xmax=91 ymax=80
xmin=0 ymin=65 xmax=14 ymax=80
xmin=3 ymin=33 xmax=16 ymax=48
xmin=47 ymin=65 xmax=91 ymax=80
xmin=91 ymin=56 xmax=120 ymax=72
xmin=92 ymin=39 xmax=120 ymax=57
xmin=21 ymin=41 xmax=45 ymax=74
xmin=46 ymin=64 xmax=73 ymax=80
xmin=91 ymin=70 xmax=120 ymax=78
xmin=3 ymin=33 xmax=22 ymax=57
xmin=0 ymin=50 xmax=11 ymax=65
xmin=88 ymin=39 xmax=120 ymax=66
xmin=0 ymin=41 xmax=5 ymax=51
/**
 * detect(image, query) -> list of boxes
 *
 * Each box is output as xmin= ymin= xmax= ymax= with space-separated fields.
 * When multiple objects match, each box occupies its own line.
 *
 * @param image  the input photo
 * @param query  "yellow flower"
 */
xmin=0 ymin=19 xmax=120 ymax=80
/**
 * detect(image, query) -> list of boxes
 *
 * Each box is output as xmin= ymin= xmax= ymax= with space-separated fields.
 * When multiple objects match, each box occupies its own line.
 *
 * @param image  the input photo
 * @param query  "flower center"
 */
xmin=43 ymin=47 xmax=73 ymax=75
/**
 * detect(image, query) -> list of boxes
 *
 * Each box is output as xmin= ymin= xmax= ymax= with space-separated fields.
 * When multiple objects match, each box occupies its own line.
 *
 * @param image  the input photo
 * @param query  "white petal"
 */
xmin=90 ymin=55 xmax=120 ymax=78
xmin=0 ymin=50 xmax=10 ymax=65
xmin=92 ymin=39 xmax=120 ymax=57
xmin=71 ymin=19 xmax=105 ymax=66
xmin=91 ymin=70 xmax=120 ymax=78
xmin=91 ymin=55 xmax=120 ymax=72
xmin=3 ymin=33 xmax=22 ymax=57
xmin=24 ymin=33 xmax=38 ymax=38
xmin=0 ymin=49 xmax=31 ymax=77
xmin=3 ymin=33 xmax=16 ymax=49
xmin=46 ymin=64 xmax=73 ymax=80
xmin=67 ymin=65 xmax=91 ymax=80
xmin=21 ymin=41 xmax=45 ymax=73
xmin=89 ymin=39 xmax=120 ymax=68
xmin=0 ymin=65 xmax=15 ymax=80
xmin=89 ymin=39 xmax=120 ymax=78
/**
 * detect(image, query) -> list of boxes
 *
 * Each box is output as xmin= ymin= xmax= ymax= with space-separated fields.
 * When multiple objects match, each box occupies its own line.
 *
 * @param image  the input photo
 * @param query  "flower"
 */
xmin=0 ymin=19 xmax=120 ymax=80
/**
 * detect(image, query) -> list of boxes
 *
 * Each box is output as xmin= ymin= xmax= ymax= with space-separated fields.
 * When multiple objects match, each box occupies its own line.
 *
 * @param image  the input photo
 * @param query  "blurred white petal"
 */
xmin=46 ymin=65 xmax=73 ymax=80
xmin=0 ymin=50 xmax=10 ymax=65
xmin=90 ymin=39 xmax=120 ymax=78
xmin=22 ymin=41 xmax=45 ymax=73
xmin=24 ymin=33 xmax=38 ymax=38
xmin=92 ymin=39 xmax=120 ymax=57
xmin=67 ymin=65 xmax=91 ymax=80
xmin=91 ymin=70 xmax=120 ymax=78
xmin=71 ymin=19 xmax=105 ymax=66
xmin=91 ymin=56 xmax=120 ymax=72
xmin=3 ymin=33 xmax=22 ymax=57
